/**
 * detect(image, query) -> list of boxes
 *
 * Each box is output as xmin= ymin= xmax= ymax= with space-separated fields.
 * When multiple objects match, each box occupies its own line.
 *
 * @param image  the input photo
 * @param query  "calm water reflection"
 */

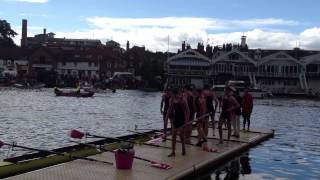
xmin=0 ymin=88 xmax=163 ymax=158
xmin=0 ymin=89 xmax=319 ymax=179
xmin=198 ymin=98 xmax=320 ymax=180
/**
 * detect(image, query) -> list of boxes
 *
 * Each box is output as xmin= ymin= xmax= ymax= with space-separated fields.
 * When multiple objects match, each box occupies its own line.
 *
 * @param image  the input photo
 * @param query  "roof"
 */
xmin=259 ymin=51 xmax=304 ymax=66
xmin=168 ymin=49 xmax=211 ymax=66
xmin=213 ymin=49 xmax=256 ymax=65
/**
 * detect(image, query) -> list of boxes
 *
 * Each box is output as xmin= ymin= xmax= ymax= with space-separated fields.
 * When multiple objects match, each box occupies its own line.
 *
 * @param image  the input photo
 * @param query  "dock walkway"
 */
xmin=5 ymin=128 xmax=274 ymax=180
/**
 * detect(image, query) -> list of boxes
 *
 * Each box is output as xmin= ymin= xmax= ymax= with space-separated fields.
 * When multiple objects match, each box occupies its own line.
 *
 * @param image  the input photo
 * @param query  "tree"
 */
xmin=0 ymin=19 xmax=17 ymax=48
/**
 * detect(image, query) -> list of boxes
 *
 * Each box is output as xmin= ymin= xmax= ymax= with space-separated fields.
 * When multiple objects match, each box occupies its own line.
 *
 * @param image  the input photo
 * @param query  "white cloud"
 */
xmin=12 ymin=17 xmax=320 ymax=52
xmin=8 ymin=0 xmax=48 ymax=3
xmin=86 ymin=17 xmax=299 ymax=31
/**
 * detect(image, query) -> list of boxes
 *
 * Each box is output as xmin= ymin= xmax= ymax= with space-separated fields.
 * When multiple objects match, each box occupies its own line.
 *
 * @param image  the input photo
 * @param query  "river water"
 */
xmin=0 ymin=88 xmax=319 ymax=179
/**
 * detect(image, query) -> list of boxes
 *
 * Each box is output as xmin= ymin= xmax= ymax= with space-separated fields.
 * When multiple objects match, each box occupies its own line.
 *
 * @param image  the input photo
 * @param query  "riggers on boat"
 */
xmin=0 ymin=132 xmax=154 ymax=179
xmin=0 ymin=128 xmax=274 ymax=180
xmin=54 ymin=87 xmax=94 ymax=97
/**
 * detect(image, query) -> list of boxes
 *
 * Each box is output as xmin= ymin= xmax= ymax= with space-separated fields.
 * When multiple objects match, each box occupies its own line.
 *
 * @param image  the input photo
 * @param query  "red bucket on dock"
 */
xmin=114 ymin=149 xmax=135 ymax=169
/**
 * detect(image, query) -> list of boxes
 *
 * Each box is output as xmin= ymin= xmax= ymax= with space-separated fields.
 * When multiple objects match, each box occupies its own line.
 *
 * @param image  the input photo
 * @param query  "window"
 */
xmin=39 ymin=56 xmax=46 ymax=64
xmin=276 ymin=54 xmax=287 ymax=58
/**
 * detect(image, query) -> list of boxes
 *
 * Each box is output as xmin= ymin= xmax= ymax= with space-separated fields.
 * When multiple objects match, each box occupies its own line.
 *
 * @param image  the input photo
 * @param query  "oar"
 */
xmin=190 ymin=135 xmax=248 ymax=143
xmin=0 ymin=140 xmax=113 ymax=165
xmin=70 ymin=129 xmax=171 ymax=149
xmin=129 ymin=130 xmax=200 ymax=147
xmin=68 ymin=138 xmax=172 ymax=170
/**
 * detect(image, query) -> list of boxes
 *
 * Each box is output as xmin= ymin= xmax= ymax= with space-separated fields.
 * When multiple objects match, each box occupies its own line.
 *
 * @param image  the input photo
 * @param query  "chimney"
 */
xmin=182 ymin=41 xmax=186 ymax=51
xmin=241 ymin=36 xmax=247 ymax=48
xmin=21 ymin=19 xmax=28 ymax=47
xmin=126 ymin=40 xmax=130 ymax=51
xmin=43 ymin=28 xmax=46 ymax=35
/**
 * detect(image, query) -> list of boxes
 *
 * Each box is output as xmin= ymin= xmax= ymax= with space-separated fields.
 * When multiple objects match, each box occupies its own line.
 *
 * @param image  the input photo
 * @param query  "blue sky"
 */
xmin=1 ymin=0 xmax=320 ymax=51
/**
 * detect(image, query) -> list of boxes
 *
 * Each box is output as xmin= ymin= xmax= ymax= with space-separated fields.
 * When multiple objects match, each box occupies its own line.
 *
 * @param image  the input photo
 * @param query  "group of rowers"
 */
xmin=160 ymin=84 xmax=253 ymax=157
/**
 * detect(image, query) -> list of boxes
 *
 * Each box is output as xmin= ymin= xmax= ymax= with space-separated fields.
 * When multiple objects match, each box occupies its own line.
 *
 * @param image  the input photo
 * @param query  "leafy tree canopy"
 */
xmin=0 ymin=19 xmax=17 ymax=47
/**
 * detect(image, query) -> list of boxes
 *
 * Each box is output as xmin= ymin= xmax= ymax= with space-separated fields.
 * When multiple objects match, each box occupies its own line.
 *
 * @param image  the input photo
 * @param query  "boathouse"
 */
xmin=302 ymin=53 xmax=320 ymax=94
xmin=212 ymin=48 xmax=257 ymax=87
xmin=165 ymin=49 xmax=211 ymax=88
xmin=256 ymin=51 xmax=306 ymax=94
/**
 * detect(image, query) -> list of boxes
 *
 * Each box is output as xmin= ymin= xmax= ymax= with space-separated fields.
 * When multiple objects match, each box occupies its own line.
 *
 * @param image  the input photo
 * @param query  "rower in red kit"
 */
xmin=165 ymin=88 xmax=189 ymax=157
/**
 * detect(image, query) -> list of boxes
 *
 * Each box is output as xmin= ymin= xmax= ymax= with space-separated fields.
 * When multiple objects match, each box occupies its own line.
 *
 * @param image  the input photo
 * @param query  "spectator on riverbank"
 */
xmin=242 ymin=87 xmax=253 ymax=131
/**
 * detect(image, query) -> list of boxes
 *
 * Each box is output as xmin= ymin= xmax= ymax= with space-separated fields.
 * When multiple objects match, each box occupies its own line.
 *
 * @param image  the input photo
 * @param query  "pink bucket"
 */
xmin=114 ymin=149 xmax=135 ymax=169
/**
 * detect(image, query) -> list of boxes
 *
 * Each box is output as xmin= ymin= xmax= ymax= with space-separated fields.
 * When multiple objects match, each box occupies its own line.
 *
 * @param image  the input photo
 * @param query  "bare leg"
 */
xmin=211 ymin=113 xmax=215 ymax=136
xmin=196 ymin=120 xmax=206 ymax=146
xmin=179 ymin=128 xmax=186 ymax=156
xmin=168 ymin=129 xmax=176 ymax=157
xmin=218 ymin=116 xmax=224 ymax=144
xmin=236 ymin=115 xmax=240 ymax=137
xmin=204 ymin=117 xmax=209 ymax=137
xmin=163 ymin=116 xmax=168 ymax=141
xmin=227 ymin=119 xmax=232 ymax=141
xmin=232 ymin=115 xmax=236 ymax=135
xmin=185 ymin=117 xmax=192 ymax=143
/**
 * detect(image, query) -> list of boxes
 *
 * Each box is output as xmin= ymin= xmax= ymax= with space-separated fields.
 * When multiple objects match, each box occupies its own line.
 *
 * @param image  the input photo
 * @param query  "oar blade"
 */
xmin=70 ymin=129 xmax=85 ymax=139
xmin=150 ymin=161 xmax=172 ymax=170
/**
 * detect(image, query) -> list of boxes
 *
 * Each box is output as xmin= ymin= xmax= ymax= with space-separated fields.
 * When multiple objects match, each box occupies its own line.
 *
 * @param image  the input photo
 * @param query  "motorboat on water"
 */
xmin=54 ymin=87 xmax=94 ymax=97
xmin=212 ymin=80 xmax=271 ymax=99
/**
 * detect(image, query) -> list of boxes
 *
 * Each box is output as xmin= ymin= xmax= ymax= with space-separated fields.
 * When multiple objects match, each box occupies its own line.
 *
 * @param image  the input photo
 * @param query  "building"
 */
xmin=0 ymin=48 xmax=29 ymax=77
xmin=165 ymin=37 xmax=320 ymax=95
xmin=302 ymin=53 xmax=320 ymax=93
xmin=165 ymin=48 xmax=211 ymax=88
xmin=21 ymin=19 xmax=102 ymax=49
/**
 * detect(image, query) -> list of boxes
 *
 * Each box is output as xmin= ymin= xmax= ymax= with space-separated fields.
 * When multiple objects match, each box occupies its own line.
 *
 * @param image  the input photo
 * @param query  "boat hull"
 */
xmin=54 ymin=88 xmax=94 ymax=97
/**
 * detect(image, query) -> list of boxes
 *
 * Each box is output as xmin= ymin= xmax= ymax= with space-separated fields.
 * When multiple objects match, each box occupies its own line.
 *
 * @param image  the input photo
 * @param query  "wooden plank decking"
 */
xmin=4 ymin=128 xmax=274 ymax=180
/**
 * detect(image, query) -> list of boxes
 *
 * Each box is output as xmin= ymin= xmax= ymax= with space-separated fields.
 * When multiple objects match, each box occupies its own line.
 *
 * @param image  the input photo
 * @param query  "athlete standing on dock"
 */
xmin=183 ymin=85 xmax=194 ymax=144
xmin=195 ymin=88 xmax=208 ymax=146
xmin=160 ymin=88 xmax=172 ymax=141
xmin=218 ymin=86 xmax=240 ymax=144
xmin=165 ymin=88 xmax=189 ymax=157
xmin=203 ymin=85 xmax=218 ymax=136
xmin=242 ymin=87 xmax=253 ymax=131
xmin=233 ymin=90 xmax=242 ymax=138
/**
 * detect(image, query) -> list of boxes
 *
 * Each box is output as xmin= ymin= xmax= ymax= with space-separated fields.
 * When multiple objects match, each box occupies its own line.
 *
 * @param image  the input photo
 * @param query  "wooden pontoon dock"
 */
xmin=3 ymin=128 xmax=274 ymax=180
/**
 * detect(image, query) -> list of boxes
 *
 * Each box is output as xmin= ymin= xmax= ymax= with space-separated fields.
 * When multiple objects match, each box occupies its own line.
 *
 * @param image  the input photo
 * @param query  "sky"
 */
xmin=0 ymin=0 xmax=320 ymax=52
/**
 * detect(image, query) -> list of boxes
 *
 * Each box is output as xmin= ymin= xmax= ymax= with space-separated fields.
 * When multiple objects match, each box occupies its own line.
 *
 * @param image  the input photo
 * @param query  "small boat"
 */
xmin=13 ymin=81 xmax=45 ymax=89
xmin=212 ymin=80 xmax=270 ymax=99
xmin=54 ymin=88 xmax=94 ymax=97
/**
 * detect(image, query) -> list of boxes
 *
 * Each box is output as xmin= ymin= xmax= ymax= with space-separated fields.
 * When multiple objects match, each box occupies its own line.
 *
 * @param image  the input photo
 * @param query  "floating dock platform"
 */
xmin=3 ymin=128 xmax=274 ymax=180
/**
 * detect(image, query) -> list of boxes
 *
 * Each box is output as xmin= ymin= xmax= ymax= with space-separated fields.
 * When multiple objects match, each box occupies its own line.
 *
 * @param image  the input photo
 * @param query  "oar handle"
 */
xmin=88 ymin=133 xmax=171 ymax=149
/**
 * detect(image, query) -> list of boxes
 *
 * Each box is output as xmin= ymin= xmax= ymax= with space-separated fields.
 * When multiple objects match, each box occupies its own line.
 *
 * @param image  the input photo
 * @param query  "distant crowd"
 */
xmin=160 ymin=84 xmax=253 ymax=156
